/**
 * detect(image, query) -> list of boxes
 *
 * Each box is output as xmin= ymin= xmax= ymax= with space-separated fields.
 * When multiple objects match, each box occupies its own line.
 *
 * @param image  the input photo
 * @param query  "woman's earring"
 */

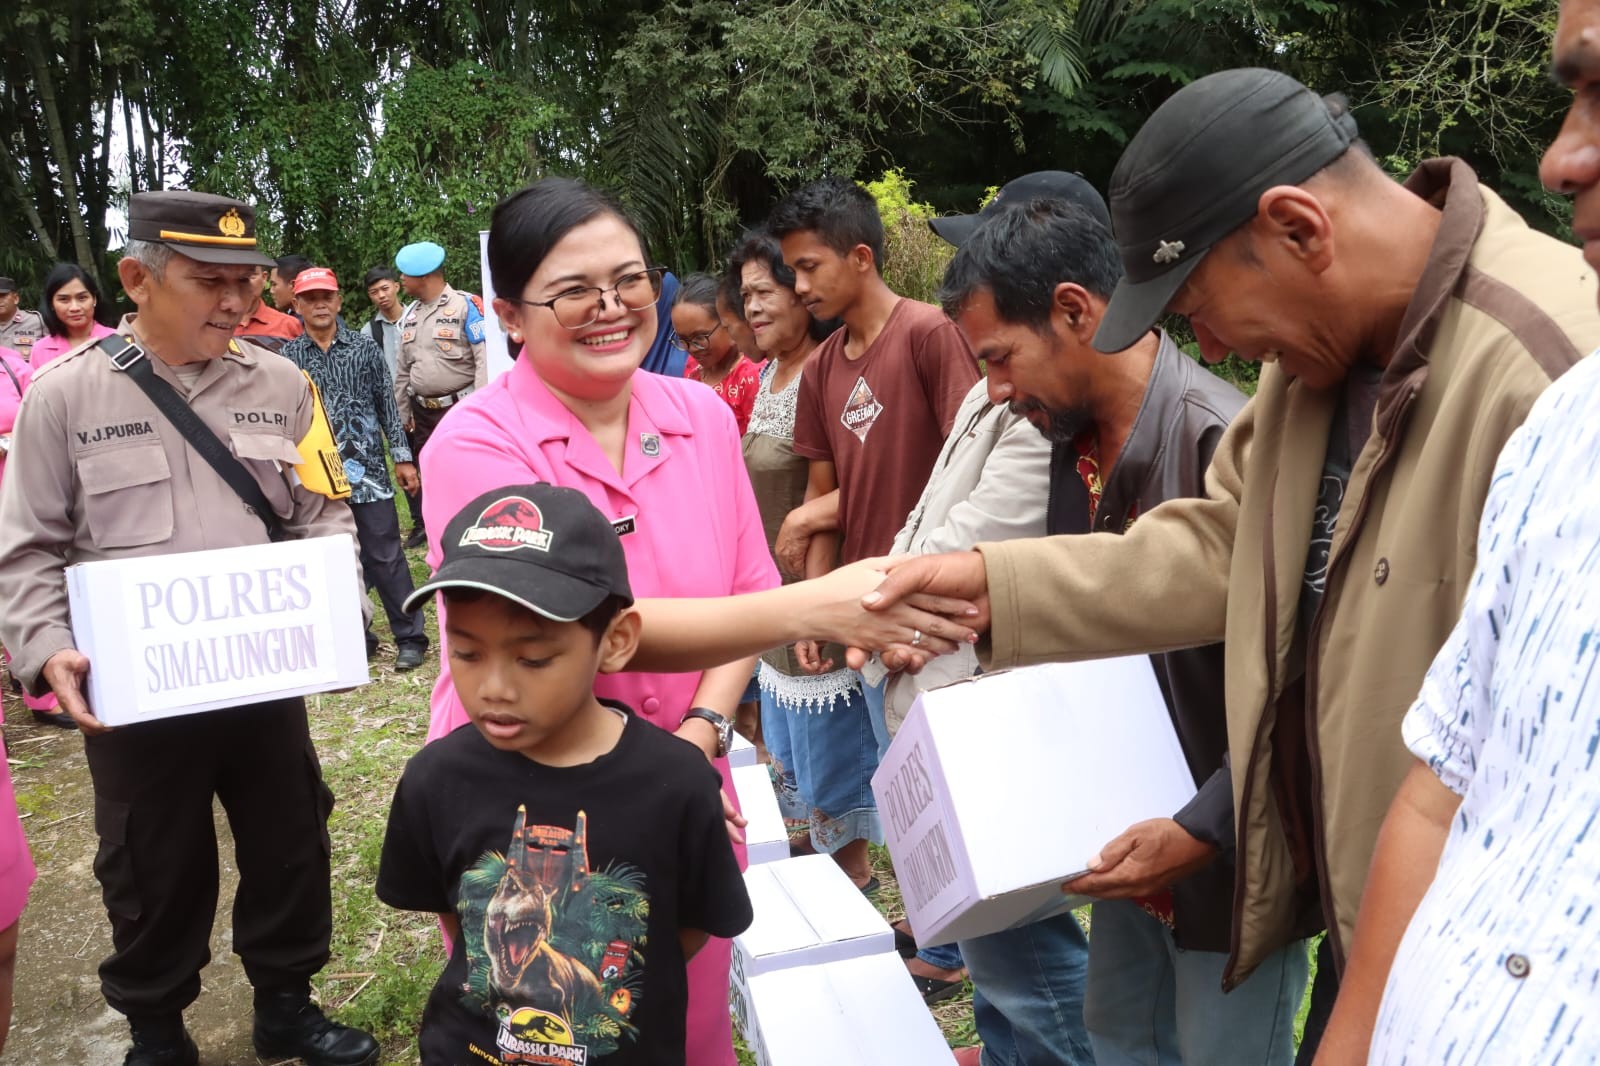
xmin=508 ymin=330 xmax=522 ymax=342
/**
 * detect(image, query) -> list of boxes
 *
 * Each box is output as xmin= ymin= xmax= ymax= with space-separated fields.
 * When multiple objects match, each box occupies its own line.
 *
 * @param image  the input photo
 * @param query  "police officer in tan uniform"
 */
xmin=0 ymin=192 xmax=379 ymax=1066
xmin=393 ymin=240 xmax=485 ymax=548
xmin=0 ymin=278 xmax=44 ymax=358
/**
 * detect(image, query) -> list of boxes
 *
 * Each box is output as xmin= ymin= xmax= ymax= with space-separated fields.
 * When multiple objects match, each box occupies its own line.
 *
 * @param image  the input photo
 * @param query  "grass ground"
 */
xmin=5 ymin=529 xmax=1317 ymax=1063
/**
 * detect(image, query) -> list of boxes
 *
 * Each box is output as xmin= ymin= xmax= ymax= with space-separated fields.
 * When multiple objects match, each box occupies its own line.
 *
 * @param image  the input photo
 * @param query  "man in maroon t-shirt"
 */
xmin=767 ymin=176 xmax=979 ymax=891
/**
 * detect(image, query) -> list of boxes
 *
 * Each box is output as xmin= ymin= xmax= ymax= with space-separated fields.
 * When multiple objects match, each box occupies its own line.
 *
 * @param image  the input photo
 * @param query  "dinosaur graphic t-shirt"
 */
xmin=377 ymin=705 xmax=752 ymax=1065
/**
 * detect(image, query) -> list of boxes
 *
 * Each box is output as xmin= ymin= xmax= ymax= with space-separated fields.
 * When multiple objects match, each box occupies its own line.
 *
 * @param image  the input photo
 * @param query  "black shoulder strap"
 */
xmin=100 ymin=334 xmax=285 ymax=541
xmin=369 ymin=318 xmax=382 ymax=345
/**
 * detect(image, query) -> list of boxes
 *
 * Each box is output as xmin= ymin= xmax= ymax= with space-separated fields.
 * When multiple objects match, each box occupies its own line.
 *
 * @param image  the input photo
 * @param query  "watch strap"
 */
xmin=684 ymin=707 xmax=732 ymax=758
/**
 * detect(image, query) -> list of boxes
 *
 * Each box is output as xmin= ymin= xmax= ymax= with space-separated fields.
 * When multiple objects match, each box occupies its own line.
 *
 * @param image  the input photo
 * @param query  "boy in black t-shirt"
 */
xmin=377 ymin=483 xmax=753 ymax=1066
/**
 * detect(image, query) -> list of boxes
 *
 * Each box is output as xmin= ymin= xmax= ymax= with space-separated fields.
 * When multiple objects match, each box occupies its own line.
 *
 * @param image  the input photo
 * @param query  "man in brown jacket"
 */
xmin=853 ymin=68 xmax=1598 ymax=1060
xmin=0 ymin=191 xmax=378 ymax=1066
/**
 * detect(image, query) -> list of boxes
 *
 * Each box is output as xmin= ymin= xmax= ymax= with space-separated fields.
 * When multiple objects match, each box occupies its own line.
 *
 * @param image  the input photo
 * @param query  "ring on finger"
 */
xmin=911 ymin=628 xmax=924 ymax=647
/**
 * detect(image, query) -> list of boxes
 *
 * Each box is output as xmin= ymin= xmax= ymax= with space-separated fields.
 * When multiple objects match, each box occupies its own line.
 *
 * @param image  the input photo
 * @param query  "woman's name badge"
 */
xmin=640 ymin=433 xmax=661 ymax=456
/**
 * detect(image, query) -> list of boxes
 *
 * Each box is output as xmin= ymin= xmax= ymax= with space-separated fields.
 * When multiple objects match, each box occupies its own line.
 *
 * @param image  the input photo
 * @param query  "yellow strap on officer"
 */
xmin=293 ymin=371 xmax=352 ymax=499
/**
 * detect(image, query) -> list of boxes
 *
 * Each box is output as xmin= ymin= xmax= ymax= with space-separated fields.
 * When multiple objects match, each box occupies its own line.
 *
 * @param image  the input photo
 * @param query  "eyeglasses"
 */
xmin=669 ymin=321 xmax=724 ymax=353
xmin=510 ymin=267 xmax=666 ymax=330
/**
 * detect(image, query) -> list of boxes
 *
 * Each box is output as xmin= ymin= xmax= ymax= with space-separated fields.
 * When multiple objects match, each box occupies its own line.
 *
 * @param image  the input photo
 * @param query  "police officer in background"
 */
xmin=392 ymin=240 xmax=485 ymax=548
xmin=0 ymin=192 xmax=379 ymax=1066
xmin=0 ymin=278 xmax=44 ymax=358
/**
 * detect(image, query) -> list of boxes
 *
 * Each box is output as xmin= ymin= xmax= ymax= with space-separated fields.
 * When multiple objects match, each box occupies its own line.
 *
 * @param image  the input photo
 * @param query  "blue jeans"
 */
xmin=861 ymin=673 xmax=892 ymax=760
xmin=958 ymin=910 xmax=1095 ymax=1066
xmin=757 ymin=685 xmax=882 ymax=852
xmin=1083 ymin=899 xmax=1309 ymax=1066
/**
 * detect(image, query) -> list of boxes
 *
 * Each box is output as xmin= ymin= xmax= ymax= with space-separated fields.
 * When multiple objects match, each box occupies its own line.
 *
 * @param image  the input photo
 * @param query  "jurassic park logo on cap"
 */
xmin=459 ymin=496 xmax=554 ymax=553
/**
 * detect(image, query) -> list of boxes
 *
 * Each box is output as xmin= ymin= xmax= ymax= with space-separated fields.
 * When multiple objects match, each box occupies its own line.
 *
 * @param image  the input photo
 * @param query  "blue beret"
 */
xmin=396 ymin=241 xmax=446 ymax=276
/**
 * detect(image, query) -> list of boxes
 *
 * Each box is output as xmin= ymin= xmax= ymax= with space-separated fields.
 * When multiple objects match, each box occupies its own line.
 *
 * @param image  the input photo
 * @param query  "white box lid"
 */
xmin=735 ymin=855 xmax=892 ymax=973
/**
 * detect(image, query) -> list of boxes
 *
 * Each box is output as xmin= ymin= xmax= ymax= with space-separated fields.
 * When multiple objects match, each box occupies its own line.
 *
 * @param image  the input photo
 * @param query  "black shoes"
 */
xmin=31 ymin=707 xmax=78 ymax=729
xmin=123 ymin=1016 xmax=198 ymax=1066
xmin=402 ymin=527 xmax=427 ymax=550
xmin=394 ymin=645 xmax=427 ymax=672
xmin=252 ymin=987 xmax=380 ymax=1066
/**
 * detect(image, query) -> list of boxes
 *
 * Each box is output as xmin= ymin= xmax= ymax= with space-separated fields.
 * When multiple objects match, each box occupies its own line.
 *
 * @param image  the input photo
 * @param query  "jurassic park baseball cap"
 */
xmin=929 ymin=171 xmax=1112 ymax=247
xmin=404 ymin=483 xmax=634 ymax=621
xmin=126 ymin=190 xmax=276 ymax=268
xmin=292 ymin=267 xmax=339 ymax=295
xmin=1092 ymin=68 xmax=1359 ymax=353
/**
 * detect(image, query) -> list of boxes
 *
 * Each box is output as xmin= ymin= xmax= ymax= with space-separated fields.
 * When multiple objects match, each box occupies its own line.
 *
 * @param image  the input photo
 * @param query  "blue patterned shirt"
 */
xmin=1372 ymin=350 xmax=1600 ymax=1063
xmin=281 ymin=326 xmax=413 ymax=504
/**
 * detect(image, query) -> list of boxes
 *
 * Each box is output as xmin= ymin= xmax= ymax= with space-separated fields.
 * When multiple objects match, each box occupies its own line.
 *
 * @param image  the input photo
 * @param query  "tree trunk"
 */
xmin=0 ymin=143 xmax=62 ymax=263
xmin=22 ymin=26 xmax=95 ymax=271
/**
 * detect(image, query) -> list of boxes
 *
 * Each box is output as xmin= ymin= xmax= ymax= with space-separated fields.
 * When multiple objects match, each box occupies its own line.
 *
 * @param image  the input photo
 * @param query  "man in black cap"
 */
xmin=0 ymin=277 xmax=44 ymax=359
xmin=930 ymin=184 xmax=1306 ymax=1065
xmin=0 ymin=190 xmax=379 ymax=1066
xmin=927 ymin=169 xmax=1111 ymax=245
xmin=847 ymin=68 xmax=1598 ymax=1059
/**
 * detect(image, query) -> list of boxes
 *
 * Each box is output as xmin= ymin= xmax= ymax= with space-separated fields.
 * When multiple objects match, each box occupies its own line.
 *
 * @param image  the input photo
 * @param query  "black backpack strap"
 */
xmin=100 ymin=334 xmax=286 ymax=541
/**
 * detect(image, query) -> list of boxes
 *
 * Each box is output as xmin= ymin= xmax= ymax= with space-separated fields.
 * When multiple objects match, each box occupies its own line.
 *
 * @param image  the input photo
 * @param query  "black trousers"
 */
xmin=401 ymin=428 xmax=425 ymax=529
xmin=351 ymin=499 xmax=428 ymax=650
xmin=408 ymin=402 xmax=451 ymax=534
xmin=84 ymin=698 xmax=334 ymax=1016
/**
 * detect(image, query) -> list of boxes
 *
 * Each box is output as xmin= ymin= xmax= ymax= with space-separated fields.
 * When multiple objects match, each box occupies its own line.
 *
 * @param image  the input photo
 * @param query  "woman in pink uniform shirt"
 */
xmin=28 ymin=264 xmax=113 ymax=370
xmin=419 ymin=177 xmax=778 ymax=1066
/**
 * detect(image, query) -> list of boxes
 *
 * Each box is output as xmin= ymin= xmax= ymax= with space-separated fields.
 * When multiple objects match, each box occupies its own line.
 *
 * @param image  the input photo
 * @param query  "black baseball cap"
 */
xmin=1092 ymin=68 xmax=1359 ymax=353
xmin=127 ymin=190 xmax=276 ymax=268
xmin=0 ymin=278 xmax=16 ymax=294
xmin=930 ymin=171 xmax=1111 ymax=247
xmin=404 ymin=483 xmax=634 ymax=621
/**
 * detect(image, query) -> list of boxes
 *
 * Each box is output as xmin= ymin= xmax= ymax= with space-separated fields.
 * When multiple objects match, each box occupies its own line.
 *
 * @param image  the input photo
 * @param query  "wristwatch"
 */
xmin=683 ymin=707 xmax=733 ymax=759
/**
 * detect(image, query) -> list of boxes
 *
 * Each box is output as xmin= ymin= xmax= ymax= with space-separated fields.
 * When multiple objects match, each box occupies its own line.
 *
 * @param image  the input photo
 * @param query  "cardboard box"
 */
xmin=732 ymin=952 xmax=955 ymax=1066
xmin=872 ymin=658 xmax=1197 ymax=946
xmin=66 ymin=534 xmax=369 ymax=726
xmin=729 ymin=728 xmax=757 ymax=769
xmin=731 ymin=762 xmax=789 ymax=865
xmin=732 ymin=854 xmax=893 ymax=980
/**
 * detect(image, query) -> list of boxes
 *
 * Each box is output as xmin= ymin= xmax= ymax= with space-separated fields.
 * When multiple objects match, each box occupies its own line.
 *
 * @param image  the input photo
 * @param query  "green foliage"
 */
xmin=861 ymin=169 xmax=953 ymax=304
xmin=362 ymin=63 xmax=562 ymax=291
xmin=0 ymin=0 xmax=1574 ymax=302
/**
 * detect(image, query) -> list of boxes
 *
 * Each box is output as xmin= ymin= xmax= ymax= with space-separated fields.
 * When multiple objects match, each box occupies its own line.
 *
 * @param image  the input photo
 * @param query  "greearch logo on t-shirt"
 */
xmin=839 ymin=375 xmax=884 ymax=444
xmin=460 ymin=496 xmax=554 ymax=553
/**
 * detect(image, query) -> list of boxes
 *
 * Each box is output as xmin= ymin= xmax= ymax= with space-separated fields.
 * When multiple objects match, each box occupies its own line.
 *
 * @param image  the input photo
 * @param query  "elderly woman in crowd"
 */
xmin=725 ymin=230 xmax=886 ymax=889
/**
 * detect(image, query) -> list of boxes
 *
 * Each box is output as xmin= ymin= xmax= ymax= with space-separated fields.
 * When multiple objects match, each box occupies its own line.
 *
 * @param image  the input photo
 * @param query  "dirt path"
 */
xmin=5 ymin=695 xmax=270 ymax=1064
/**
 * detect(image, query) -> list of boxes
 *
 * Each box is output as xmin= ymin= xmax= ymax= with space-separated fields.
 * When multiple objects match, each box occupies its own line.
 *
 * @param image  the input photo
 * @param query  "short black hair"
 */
xmin=488 ymin=177 xmax=647 ymax=305
xmin=363 ymin=266 xmax=398 ymax=289
xmin=766 ymin=176 xmax=886 ymax=275
xmin=39 ymin=263 xmax=101 ymax=338
xmin=938 ymin=198 xmax=1123 ymax=332
xmin=439 ymin=587 xmax=629 ymax=644
xmin=674 ymin=272 xmax=720 ymax=313
xmin=274 ymin=255 xmax=313 ymax=282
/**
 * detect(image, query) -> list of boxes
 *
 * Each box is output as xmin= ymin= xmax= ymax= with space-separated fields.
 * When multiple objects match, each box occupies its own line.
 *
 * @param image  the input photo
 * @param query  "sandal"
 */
xmin=893 ymin=924 xmax=918 ymax=959
xmin=910 ymin=972 xmax=966 ymax=1005
xmin=31 ymin=708 xmax=77 ymax=730
xmin=859 ymin=875 xmax=881 ymax=897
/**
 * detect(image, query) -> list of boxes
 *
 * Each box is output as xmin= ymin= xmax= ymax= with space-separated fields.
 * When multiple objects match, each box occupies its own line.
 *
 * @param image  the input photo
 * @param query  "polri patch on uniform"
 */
xmin=611 ymin=515 xmax=637 ymax=537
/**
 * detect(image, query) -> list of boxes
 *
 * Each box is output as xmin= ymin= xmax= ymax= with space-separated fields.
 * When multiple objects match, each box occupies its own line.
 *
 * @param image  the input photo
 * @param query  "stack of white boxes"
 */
xmin=729 ymin=854 xmax=956 ymax=1066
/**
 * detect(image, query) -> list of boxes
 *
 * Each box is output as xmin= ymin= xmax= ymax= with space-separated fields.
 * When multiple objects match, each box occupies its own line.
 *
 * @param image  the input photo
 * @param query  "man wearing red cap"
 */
xmin=282 ymin=268 xmax=427 ymax=673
